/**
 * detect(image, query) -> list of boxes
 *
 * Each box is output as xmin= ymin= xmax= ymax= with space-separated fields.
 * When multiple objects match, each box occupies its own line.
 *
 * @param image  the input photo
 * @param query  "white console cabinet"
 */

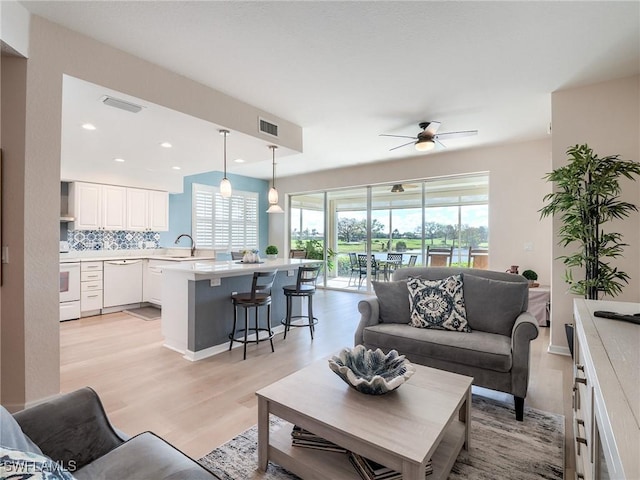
xmin=572 ymin=299 xmax=639 ymax=480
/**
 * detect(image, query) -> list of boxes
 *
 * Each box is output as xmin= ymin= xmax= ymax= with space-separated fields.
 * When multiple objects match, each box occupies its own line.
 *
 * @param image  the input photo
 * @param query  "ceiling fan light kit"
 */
xmin=380 ymin=121 xmax=477 ymax=152
xmin=219 ymin=129 xmax=232 ymax=198
xmin=391 ymin=184 xmax=405 ymax=193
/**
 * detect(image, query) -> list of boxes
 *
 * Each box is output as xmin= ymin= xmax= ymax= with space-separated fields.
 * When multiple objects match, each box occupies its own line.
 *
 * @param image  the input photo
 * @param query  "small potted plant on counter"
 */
xmin=265 ymin=245 xmax=278 ymax=260
xmin=522 ymin=269 xmax=538 ymax=287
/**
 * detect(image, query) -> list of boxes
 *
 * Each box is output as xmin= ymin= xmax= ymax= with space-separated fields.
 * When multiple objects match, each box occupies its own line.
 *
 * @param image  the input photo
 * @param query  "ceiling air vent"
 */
xmin=101 ymin=95 xmax=143 ymax=113
xmin=259 ymin=117 xmax=279 ymax=137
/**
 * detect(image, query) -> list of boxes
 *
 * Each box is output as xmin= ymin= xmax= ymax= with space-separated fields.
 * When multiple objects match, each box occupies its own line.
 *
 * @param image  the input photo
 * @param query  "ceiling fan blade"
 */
xmin=435 ymin=130 xmax=478 ymax=140
xmin=389 ymin=140 xmax=416 ymax=151
xmin=379 ymin=134 xmax=418 ymax=139
xmin=434 ymin=138 xmax=447 ymax=149
xmin=423 ymin=121 xmax=441 ymax=136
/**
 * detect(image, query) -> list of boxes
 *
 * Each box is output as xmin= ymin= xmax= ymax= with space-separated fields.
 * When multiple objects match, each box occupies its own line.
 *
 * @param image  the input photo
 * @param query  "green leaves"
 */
xmin=540 ymin=144 xmax=640 ymax=299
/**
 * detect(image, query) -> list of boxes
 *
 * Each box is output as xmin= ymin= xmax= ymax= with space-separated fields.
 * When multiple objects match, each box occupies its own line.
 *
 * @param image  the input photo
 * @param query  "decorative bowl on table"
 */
xmin=328 ymin=345 xmax=415 ymax=395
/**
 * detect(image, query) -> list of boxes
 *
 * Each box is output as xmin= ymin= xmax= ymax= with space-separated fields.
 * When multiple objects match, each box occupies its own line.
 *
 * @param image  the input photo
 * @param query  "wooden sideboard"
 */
xmin=572 ymin=299 xmax=640 ymax=480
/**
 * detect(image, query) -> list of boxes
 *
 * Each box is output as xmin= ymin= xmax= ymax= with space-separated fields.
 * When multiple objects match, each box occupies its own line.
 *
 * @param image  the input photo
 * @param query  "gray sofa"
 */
xmin=355 ymin=267 xmax=539 ymax=420
xmin=6 ymin=387 xmax=219 ymax=479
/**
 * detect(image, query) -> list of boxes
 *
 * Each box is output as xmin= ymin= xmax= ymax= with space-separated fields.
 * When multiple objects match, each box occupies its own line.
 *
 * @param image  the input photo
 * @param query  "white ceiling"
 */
xmin=23 ymin=1 xmax=640 ymax=188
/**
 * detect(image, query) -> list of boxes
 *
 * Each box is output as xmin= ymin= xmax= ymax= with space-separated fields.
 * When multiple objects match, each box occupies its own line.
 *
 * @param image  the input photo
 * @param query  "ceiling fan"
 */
xmin=380 ymin=122 xmax=478 ymax=152
xmin=390 ymin=183 xmax=419 ymax=193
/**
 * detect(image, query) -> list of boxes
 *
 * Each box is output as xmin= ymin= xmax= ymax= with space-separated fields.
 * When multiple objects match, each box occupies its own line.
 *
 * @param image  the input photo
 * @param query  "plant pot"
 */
xmin=266 ymin=254 xmax=277 ymax=260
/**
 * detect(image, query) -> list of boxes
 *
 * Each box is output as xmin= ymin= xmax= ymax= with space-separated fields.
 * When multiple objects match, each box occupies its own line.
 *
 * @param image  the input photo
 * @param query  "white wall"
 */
xmin=273 ymin=138 xmax=553 ymax=286
xmin=0 ymin=1 xmax=30 ymax=57
xmin=549 ymin=75 xmax=640 ymax=355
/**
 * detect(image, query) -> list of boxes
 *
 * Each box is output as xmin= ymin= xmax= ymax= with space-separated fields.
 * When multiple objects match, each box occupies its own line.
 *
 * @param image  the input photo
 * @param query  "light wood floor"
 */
xmin=60 ymin=289 xmax=574 ymax=473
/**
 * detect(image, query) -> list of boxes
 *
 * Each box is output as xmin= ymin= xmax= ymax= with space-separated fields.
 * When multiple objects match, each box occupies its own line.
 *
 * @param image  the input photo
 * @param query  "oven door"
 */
xmin=60 ymin=263 xmax=81 ymax=303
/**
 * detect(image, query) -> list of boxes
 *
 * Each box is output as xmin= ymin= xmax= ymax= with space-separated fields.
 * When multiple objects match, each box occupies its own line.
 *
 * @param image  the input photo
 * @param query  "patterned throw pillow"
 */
xmin=407 ymin=275 xmax=470 ymax=332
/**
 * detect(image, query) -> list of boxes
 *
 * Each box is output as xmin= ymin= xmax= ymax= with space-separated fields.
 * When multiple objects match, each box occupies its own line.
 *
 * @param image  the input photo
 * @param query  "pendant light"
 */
xmin=219 ymin=129 xmax=232 ymax=198
xmin=266 ymin=145 xmax=284 ymax=214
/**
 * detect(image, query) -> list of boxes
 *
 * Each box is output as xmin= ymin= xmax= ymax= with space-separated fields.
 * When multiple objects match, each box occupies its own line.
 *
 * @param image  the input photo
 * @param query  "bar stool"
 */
xmin=281 ymin=265 xmax=321 ymax=340
xmin=228 ymin=270 xmax=278 ymax=360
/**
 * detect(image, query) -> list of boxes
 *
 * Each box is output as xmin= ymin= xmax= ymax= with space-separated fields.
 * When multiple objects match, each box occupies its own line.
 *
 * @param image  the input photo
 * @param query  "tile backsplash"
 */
xmin=66 ymin=229 xmax=161 ymax=251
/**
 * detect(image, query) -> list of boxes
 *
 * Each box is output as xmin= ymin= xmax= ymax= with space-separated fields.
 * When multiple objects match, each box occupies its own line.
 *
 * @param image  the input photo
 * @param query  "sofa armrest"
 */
xmin=13 ymin=387 xmax=125 ymax=470
xmin=510 ymin=312 xmax=540 ymax=398
xmin=354 ymin=297 xmax=381 ymax=346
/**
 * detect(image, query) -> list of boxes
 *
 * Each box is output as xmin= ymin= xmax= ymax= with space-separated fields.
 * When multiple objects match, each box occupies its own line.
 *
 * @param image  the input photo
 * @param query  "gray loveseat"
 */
xmin=355 ymin=267 xmax=539 ymax=420
xmin=7 ymin=387 xmax=219 ymax=479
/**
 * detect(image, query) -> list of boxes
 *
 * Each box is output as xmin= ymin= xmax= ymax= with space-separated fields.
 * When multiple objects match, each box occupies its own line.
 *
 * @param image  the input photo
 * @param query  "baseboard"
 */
xmin=184 ymin=324 xmax=287 ymax=362
xmin=547 ymin=344 xmax=571 ymax=356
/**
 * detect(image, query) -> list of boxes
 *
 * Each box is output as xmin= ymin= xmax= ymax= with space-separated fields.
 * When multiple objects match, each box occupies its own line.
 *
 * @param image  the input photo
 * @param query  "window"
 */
xmin=192 ymin=183 xmax=258 ymax=250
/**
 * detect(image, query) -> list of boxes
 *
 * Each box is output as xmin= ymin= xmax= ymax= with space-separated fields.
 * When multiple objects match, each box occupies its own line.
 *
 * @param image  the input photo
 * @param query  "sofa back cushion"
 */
xmin=393 ymin=267 xmax=528 ymax=336
xmin=372 ymin=280 xmax=410 ymax=323
xmin=462 ymin=274 xmax=528 ymax=336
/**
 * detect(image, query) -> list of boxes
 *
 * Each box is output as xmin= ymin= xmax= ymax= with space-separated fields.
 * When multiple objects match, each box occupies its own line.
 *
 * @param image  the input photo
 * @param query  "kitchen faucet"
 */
xmin=174 ymin=234 xmax=196 ymax=257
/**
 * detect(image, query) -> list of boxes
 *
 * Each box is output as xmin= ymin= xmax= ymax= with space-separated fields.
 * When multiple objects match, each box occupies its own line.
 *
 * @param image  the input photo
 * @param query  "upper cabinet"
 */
xmin=70 ymin=182 xmax=168 ymax=231
xmin=126 ymin=188 xmax=169 ymax=231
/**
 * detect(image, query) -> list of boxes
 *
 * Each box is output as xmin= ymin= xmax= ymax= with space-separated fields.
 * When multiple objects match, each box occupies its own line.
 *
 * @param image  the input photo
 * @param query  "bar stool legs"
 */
xmin=282 ymin=293 xmax=317 ymax=340
xmin=229 ymin=302 xmax=275 ymax=360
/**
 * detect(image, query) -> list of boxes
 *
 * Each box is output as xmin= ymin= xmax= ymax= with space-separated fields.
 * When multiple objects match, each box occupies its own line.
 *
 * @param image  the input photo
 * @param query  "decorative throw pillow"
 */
xmin=0 ymin=446 xmax=76 ymax=479
xmin=407 ymin=275 xmax=470 ymax=332
xmin=372 ymin=280 xmax=410 ymax=323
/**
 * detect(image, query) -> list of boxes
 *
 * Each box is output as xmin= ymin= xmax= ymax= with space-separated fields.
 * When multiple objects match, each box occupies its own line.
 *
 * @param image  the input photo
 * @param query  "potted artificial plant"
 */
xmin=540 ymin=144 xmax=640 ymax=357
xmin=521 ymin=269 xmax=538 ymax=287
xmin=265 ymin=245 xmax=278 ymax=260
xmin=540 ymin=144 xmax=640 ymax=300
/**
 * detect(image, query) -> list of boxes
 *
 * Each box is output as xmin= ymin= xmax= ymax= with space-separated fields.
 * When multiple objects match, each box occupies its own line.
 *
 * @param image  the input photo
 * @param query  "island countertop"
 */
xmin=160 ymin=257 xmax=319 ymax=280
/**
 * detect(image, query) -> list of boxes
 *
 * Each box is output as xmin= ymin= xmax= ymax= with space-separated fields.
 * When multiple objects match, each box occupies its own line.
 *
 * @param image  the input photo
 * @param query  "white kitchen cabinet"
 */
xmin=126 ymin=188 xmax=149 ymax=231
xmin=148 ymin=190 xmax=169 ymax=231
xmin=144 ymin=259 xmax=173 ymax=305
xmin=126 ymin=188 xmax=169 ymax=232
xmin=80 ymin=261 xmax=103 ymax=316
xmin=70 ymin=182 xmax=126 ymax=230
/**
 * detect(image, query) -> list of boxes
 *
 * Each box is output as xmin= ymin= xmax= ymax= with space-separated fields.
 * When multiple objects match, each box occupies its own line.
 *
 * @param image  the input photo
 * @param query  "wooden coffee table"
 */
xmin=256 ymin=357 xmax=472 ymax=480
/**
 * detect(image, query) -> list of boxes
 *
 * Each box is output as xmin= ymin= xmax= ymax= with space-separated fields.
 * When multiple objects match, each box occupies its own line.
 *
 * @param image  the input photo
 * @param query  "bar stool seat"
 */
xmin=229 ymin=270 xmax=278 ymax=360
xmin=282 ymin=265 xmax=321 ymax=340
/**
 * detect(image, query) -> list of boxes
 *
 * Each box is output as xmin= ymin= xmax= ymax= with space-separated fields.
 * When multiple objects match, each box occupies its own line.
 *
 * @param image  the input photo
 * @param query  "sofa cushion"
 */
xmin=0 ymin=446 xmax=76 ymax=479
xmin=74 ymin=431 xmax=218 ymax=480
xmin=462 ymin=274 xmax=528 ymax=336
xmin=362 ymin=324 xmax=512 ymax=373
xmin=372 ymin=280 xmax=410 ymax=323
xmin=407 ymin=275 xmax=470 ymax=332
xmin=1 ymin=406 xmax=42 ymax=454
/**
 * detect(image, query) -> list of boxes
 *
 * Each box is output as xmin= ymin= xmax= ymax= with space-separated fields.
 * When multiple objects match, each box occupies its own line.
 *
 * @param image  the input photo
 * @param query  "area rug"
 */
xmin=199 ymin=394 xmax=564 ymax=480
xmin=123 ymin=306 xmax=161 ymax=321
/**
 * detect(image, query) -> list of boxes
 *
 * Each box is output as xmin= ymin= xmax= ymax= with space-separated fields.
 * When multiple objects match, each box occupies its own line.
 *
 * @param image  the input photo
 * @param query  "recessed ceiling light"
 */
xmin=160 ymin=142 xmax=172 ymax=148
xmin=114 ymin=158 xmax=125 ymax=163
xmin=171 ymin=166 xmax=181 ymax=170
xmin=82 ymin=123 xmax=96 ymax=130
xmin=234 ymin=158 xmax=245 ymax=163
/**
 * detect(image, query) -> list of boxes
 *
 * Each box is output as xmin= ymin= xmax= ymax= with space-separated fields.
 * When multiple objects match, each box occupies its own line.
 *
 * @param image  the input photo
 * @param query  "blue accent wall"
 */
xmin=159 ymin=171 xmax=270 ymax=253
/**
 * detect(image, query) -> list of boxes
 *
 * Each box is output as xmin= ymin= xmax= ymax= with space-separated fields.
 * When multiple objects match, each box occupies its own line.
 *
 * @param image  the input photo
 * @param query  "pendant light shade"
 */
xmin=267 ymin=145 xmax=283 ymax=214
xmin=219 ymin=129 xmax=232 ymax=198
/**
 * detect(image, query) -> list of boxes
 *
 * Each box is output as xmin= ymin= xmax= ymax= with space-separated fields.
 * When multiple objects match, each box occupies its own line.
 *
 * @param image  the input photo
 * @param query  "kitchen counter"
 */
xmin=60 ymin=249 xmax=216 ymax=263
xmin=161 ymin=258 xmax=320 ymax=361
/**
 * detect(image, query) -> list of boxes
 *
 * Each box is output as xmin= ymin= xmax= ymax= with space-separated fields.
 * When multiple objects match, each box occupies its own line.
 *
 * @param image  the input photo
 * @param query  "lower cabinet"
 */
xmin=81 ymin=261 xmax=103 ymax=316
xmin=143 ymin=259 xmax=174 ymax=306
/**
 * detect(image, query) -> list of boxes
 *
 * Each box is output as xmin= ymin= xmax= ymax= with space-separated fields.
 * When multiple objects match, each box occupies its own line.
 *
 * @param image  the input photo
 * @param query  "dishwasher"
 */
xmin=103 ymin=259 xmax=143 ymax=308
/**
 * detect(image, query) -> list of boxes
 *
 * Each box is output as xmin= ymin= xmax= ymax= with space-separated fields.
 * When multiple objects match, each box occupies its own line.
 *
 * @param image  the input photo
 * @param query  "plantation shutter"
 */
xmin=192 ymin=183 xmax=258 ymax=250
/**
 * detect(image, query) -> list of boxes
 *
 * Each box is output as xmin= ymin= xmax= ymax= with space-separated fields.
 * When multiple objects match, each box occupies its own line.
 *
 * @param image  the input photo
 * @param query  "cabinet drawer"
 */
xmin=81 ymin=291 xmax=103 ymax=311
xmin=81 ymin=261 xmax=103 ymax=272
xmin=81 ymin=271 xmax=103 ymax=282
xmin=81 ymin=280 xmax=103 ymax=291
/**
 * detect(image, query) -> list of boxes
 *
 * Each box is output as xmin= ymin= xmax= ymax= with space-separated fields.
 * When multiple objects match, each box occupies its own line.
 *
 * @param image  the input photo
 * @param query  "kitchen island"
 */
xmin=160 ymin=258 xmax=319 ymax=361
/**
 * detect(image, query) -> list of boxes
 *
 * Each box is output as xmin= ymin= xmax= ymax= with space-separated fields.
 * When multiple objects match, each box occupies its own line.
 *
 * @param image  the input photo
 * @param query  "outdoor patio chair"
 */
xmin=426 ymin=246 xmax=453 ymax=267
xmin=357 ymin=254 xmax=379 ymax=287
